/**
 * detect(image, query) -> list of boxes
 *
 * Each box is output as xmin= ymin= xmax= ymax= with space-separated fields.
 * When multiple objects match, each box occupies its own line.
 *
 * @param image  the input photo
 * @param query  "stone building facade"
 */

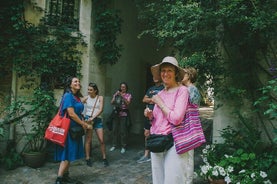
xmin=0 ymin=0 xmax=168 ymax=152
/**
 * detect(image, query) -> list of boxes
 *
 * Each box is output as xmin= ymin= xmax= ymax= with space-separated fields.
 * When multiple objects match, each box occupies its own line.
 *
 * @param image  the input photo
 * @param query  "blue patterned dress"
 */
xmin=54 ymin=92 xmax=84 ymax=161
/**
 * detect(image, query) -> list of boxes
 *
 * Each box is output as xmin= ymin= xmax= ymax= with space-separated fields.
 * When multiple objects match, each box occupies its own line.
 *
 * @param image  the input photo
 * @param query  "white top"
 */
xmin=84 ymin=95 xmax=102 ymax=118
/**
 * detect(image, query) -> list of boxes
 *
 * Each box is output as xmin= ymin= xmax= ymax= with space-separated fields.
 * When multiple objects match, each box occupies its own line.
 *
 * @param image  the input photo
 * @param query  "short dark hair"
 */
xmin=120 ymin=82 xmax=128 ymax=92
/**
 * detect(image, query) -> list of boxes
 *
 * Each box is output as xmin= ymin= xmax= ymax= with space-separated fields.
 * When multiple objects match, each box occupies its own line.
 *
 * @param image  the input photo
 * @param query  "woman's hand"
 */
xmin=148 ymin=99 xmax=154 ymax=104
xmin=151 ymin=94 xmax=162 ymax=105
xmin=82 ymin=121 xmax=92 ymax=130
xmin=152 ymin=95 xmax=166 ymax=110
xmin=115 ymin=90 xmax=121 ymax=96
xmin=86 ymin=124 xmax=92 ymax=129
xmin=87 ymin=117 xmax=94 ymax=124
xmin=144 ymin=129 xmax=150 ymax=137
xmin=144 ymin=107 xmax=153 ymax=120
xmin=81 ymin=96 xmax=88 ymax=103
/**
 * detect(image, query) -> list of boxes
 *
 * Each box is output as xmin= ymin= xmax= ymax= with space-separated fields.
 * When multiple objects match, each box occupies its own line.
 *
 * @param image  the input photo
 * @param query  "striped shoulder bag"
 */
xmin=171 ymin=103 xmax=206 ymax=154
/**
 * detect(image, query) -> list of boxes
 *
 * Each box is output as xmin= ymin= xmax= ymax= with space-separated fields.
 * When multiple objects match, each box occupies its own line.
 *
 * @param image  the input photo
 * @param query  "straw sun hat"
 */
xmin=151 ymin=56 xmax=185 ymax=82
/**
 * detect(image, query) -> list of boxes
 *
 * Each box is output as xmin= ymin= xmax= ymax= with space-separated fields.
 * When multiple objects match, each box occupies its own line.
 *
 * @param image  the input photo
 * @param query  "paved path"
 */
xmin=1 ymin=145 xmax=152 ymax=184
xmin=0 ymin=107 xmax=213 ymax=184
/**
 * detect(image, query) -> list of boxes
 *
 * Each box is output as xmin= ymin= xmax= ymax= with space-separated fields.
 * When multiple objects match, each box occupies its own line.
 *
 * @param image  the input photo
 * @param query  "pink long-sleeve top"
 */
xmin=150 ymin=85 xmax=189 ymax=135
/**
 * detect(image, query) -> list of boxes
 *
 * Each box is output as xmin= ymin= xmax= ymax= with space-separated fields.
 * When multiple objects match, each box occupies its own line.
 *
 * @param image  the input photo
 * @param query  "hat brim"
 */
xmin=151 ymin=62 xmax=185 ymax=82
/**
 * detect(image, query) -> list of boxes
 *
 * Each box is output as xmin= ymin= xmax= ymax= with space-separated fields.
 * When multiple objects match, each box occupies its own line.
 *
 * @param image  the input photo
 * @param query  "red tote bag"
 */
xmin=44 ymin=100 xmax=70 ymax=147
xmin=45 ymin=112 xmax=70 ymax=147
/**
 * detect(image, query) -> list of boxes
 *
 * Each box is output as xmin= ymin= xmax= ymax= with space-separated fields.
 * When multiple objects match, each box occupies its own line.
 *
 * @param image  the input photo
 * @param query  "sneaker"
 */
xmin=62 ymin=174 xmax=78 ymax=183
xmin=55 ymin=180 xmax=63 ymax=184
xmin=86 ymin=158 xmax=92 ymax=167
xmin=55 ymin=177 xmax=63 ymax=184
xmin=137 ymin=156 xmax=151 ymax=164
xmin=103 ymin=159 xmax=109 ymax=167
xmin=110 ymin=146 xmax=116 ymax=152
xmin=120 ymin=148 xmax=126 ymax=154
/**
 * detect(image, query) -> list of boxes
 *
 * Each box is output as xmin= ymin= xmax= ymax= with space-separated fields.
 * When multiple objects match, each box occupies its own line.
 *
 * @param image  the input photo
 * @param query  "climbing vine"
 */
xmin=0 ymin=0 xmax=85 ymax=169
xmin=0 ymin=0 xmax=85 ymax=90
xmin=94 ymin=0 xmax=123 ymax=65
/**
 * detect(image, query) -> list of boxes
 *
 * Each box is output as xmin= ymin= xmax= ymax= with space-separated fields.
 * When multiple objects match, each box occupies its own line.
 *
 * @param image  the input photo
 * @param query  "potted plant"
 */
xmin=3 ymin=87 xmax=56 ymax=168
xmin=198 ymin=144 xmax=228 ymax=184
xmin=198 ymin=144 xmax=272 ymax=184
xmin=20 ymin=87 xmax=56 ymax=168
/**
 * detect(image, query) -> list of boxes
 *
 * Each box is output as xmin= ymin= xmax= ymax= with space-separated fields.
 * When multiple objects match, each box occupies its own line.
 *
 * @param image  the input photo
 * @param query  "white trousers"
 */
xmin=151 ymin=145 xmax=194 ymax=184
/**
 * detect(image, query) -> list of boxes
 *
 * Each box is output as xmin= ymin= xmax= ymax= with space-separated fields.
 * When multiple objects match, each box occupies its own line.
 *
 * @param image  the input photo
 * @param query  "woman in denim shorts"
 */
xmin=83 ymin=82 xmax=109 ymax=167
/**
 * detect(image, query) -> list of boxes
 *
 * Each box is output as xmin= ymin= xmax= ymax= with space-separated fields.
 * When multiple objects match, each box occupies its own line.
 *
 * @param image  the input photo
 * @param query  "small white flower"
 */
xmin=214 ymin=165 xmax=220 ymax=169
xmin=202 ymin=149 xmax=208 ymax=154
xmin=200 ymin=165 xmax=209 ymax=174
xmin=224 ymin=176 xmax=231 ymax=184
xmin=212 ymin=169 xmax=219 ymax=176
xmin=236 ymin=182 xmax=240 ymax=184
xmin=227 ymin=166 xmax=234 ymax=173
xmin=239 ymin=169 xmax=246 ymax=174
xmin=251 ymin=173 xmax=256 ymax=178
xmin=218 ymin=166 xmax=226 ymax=176
xmin=260 ymin=171 xmax=267 ymax=178
xmin=263 ymin=179 xmax=272 ymax=184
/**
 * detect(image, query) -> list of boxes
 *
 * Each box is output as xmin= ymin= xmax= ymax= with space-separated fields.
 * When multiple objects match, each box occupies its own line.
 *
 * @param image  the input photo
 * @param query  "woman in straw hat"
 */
xmin=144 ymin=56 xmax=191 ymax=184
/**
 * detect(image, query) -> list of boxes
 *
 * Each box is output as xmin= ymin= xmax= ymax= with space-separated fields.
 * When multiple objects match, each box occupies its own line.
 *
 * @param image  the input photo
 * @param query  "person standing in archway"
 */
xmin=110 ymin=82 xmax=132 ymax=154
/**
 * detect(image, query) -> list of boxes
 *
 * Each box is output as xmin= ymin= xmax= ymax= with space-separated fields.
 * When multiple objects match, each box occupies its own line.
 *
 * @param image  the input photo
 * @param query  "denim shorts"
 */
xmin=84 ymin=115 xmax=103 ymax=129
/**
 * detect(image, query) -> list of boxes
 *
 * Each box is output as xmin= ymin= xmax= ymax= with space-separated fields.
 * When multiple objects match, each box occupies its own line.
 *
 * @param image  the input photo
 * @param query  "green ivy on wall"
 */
xmin=94 ymin=0 xmax=123 ymax=65
xmin=0 ymin=0 xmax=85 ymax=90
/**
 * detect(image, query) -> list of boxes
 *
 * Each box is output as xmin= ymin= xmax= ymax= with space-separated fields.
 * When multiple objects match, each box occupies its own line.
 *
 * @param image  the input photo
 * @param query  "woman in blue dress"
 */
xmin=55 ymin=76 xmax=92 ymax=184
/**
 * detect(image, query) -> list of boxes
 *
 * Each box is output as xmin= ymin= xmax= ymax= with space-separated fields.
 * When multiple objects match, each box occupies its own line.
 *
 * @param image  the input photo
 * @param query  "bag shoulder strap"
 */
xmin=169 ymin=87 xmax=182 ymax=126
xmin=90 ymin=95 xmax=99 ymax=117
xmin=58 ymin=96 xmax=65 ymax=116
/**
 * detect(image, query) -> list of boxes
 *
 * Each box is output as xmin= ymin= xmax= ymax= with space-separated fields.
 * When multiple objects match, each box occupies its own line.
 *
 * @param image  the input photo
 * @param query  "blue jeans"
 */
xmin=112 ymin=116 xmax=128 ymax=148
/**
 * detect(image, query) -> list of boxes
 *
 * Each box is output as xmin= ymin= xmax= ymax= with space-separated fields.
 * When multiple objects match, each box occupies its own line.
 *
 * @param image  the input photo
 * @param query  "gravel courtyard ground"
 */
xmin=0 ymin=107 xmax=213 ymax=184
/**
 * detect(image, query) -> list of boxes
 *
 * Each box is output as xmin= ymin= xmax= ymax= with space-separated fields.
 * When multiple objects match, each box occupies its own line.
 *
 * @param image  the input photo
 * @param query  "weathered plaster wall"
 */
xmin=24 ymin=0 xmax=45 ymax=25
xmin=79 ymin=0 xmax=93 ymax=96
